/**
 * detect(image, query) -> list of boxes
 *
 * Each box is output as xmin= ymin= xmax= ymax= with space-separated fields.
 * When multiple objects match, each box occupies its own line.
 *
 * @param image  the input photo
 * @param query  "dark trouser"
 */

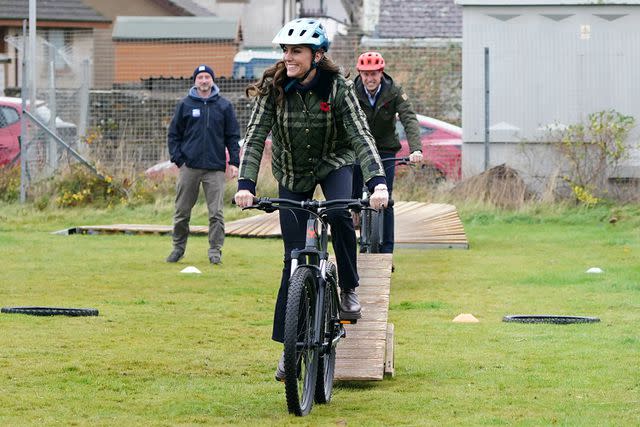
xmin=172 ymin=166 xmax=225 ymax=257
xmin=352 ymin=150 xmax=396 ymax=254
xmin=272 ymin=166 xmax=358 ymax=343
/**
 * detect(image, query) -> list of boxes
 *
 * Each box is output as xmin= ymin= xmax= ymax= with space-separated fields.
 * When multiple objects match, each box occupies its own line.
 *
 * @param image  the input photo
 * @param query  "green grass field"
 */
xmin=0 ymin=201 xmax=638 ymax=426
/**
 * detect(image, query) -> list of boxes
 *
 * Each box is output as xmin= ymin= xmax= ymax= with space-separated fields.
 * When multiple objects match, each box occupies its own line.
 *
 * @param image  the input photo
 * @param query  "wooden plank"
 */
xmin=222 ymin=201 xmax=468 ymax=247
xmin=335 ymin=360 xmax=385 ymax=381
xmin=334 ymin=253 xmax=392 ymax=381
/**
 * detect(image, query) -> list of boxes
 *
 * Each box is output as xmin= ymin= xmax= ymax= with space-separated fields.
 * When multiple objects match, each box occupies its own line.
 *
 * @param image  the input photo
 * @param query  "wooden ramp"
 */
xmin=55 ymin=202 xmax=468 ymax=249
xmin=225 ymin=201 xmax=468 ymax=249
xmin=334 ymin=253 xmax=394 ymax=381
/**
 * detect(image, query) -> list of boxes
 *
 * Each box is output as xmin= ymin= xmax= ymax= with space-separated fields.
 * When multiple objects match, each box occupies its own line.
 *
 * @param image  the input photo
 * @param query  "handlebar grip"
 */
xmin=231 ymin=196 xmax=258 ymax=206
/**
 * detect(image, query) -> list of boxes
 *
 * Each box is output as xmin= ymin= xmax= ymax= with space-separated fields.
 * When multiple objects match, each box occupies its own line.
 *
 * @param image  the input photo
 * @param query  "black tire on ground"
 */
xmin=1 ymin=307 xmax=99 ymax=316
xmin=502 ymin=315 xmax=600 ymax=324
xmin=315 ymin=261 xmax=339 ymax=404
xmin=283 ymin=267 xmax=319 ymax=416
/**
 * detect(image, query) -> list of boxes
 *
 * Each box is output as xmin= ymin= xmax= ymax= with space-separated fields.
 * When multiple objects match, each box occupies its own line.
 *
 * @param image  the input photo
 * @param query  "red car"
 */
xmin=0 ymin=97 xmax=22 ymax=167
xmin=395 ymin=113 xmax=462 ymax=181
xmin=0 ymin=96 xmax=78 ymax=167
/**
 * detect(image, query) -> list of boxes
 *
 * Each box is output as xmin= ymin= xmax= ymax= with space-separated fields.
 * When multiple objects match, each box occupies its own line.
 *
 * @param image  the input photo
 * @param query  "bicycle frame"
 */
xmin=290 ymin=213 xmax=329 ymax=284
xmin=358 ymin=156 xmax=408 ymax=253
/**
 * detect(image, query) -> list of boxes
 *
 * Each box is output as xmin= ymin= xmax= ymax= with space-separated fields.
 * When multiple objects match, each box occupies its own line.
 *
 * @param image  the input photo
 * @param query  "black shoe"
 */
xmin=275 ymin=352 xmax=285 ymax=382
xmin=166 ymin=249 xmax=183 ymax=263
xmin=340 ymin=289 xmax=362 ymax=319
xmin=209 ymin=251 xmax=222 ymax=265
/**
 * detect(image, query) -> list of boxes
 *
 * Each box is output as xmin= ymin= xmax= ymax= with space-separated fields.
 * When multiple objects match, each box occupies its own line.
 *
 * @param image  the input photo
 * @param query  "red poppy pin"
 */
xmin=319 ymin=102 xmax=331 ymax=112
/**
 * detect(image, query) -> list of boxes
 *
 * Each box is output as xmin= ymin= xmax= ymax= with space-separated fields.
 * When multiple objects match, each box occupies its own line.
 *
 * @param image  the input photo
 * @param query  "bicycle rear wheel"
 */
xmin=283 ymin=266 xmax=319 ymax=416
xmin=315 ymin=261 xmax=340 ymax=404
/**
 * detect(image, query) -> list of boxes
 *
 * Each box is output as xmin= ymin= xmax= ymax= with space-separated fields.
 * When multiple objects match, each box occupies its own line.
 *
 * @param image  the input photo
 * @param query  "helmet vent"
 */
xmin=288 ymin=29 xmax=294 ymax=36
xmin=300 ymin=29 xmax=307 ymax=36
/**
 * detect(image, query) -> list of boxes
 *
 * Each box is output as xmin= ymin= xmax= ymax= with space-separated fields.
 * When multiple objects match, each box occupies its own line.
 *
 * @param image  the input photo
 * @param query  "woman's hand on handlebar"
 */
xmin=369 ymin=184 xmax=389 ymax=210
xmin=234 ymin=190 xmax=255 ymax=208
xmin=409 ymin=150 xmax=423 ymax=164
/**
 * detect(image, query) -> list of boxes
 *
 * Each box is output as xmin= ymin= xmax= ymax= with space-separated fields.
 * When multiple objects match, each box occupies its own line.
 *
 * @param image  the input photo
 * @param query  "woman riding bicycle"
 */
xmin=234 ymin=18 xmax=389 ymax=380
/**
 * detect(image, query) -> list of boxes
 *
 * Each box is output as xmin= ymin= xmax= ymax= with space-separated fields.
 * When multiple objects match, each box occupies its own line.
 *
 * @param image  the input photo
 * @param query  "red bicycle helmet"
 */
xmin=357 ymin=51 xmax=385 ymax=71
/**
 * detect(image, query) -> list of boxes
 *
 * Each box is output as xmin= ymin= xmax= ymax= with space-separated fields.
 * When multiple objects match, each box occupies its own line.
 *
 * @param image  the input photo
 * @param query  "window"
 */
xmin=0 ymin=106 xmax=19 ymax=128
xmin=47 ymin=29 xmax=72 ymax=71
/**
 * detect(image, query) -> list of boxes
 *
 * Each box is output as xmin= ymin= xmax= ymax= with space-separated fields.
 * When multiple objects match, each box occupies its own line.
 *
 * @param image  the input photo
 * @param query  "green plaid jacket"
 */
xmin=239 ymin=71 xmax=384 ymax=193
xmin=354 ymin=73 xmax=422 ymax=154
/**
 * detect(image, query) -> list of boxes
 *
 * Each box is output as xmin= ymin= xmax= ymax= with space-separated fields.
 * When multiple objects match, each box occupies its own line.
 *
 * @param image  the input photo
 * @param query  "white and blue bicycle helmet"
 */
xmin=272 ymin=18 xmax=330 ymax=52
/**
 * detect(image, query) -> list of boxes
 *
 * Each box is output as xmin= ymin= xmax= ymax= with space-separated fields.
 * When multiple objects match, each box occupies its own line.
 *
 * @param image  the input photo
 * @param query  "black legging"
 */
xmin=271 ymin=166 xmax=357 ymax=342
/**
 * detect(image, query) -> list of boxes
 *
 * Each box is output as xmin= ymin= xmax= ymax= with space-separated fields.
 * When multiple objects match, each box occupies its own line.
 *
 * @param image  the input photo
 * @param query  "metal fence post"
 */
xmin=77 ymin=58 xmax=90 ymax=154
xmin=484 ymin=47 xmax=490 ymax=172
xmin=28 ymin=0 xmax=36 ymax=110
xmin=20 ymin=20 xmax=28 ymax=203
xmin=48 ymin=45 xmax=58 ymax=172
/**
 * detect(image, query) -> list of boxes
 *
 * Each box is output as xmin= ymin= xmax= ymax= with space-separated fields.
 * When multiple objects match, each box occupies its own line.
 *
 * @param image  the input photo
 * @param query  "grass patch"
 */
xmin=0 ymin=201 xmax=639 ymax=424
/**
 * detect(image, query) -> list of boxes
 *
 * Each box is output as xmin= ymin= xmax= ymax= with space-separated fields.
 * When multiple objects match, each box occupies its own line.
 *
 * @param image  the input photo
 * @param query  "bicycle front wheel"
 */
xmin=283 ymin=266 xmax=319 ymax=416
xmin=369 ymin=209 xmax=382 ymax=253
xmin=315 ymin=261 xmax=340 ymax=404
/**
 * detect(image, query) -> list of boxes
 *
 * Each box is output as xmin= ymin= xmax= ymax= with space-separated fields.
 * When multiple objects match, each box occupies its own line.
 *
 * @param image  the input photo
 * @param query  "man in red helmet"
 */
xmin=352 ymin=51 xmax=423 ymax=255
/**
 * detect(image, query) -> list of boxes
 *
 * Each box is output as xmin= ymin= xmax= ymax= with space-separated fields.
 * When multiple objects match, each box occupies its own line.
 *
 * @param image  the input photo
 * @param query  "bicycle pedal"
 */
xmin=339 ymin=319 xmax=358 ymax=325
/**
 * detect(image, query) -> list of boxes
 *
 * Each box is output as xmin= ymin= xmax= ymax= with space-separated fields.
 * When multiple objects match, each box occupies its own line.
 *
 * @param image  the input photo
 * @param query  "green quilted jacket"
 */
xmin=354 ymin=73 xmax=422 ymax=153
xmin=238 ymin=70 xmax=385 ymax=193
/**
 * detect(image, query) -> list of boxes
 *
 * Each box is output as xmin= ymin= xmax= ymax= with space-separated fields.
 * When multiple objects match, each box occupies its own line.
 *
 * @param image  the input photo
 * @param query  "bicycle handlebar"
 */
xmin=238 ymin=197 xmax=394 ymax=213
xmin=382 ymin=156 xmax=411 ymax=165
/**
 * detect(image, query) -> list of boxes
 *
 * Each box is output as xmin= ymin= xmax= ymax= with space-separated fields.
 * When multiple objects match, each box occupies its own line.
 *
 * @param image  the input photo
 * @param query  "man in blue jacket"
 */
xmin=166 ymin=64 xmax=241 ymax=264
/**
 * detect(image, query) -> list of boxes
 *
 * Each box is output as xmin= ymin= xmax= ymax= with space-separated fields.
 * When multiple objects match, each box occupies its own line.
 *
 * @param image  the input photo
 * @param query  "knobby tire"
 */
xmin=283 ymin=267 xmax=318 ymax=416
xmin=360 ymin=209 xmax=381 ymax=254
xmin=1 ymin=307 xmax=98 ymax=316
xmin=315 ymin=261 xmax=339 ymax=404
xmin=369 ymin=209 xmax=382 ymax=253
xmin=503 ymin=315 xmax=600 ymax=324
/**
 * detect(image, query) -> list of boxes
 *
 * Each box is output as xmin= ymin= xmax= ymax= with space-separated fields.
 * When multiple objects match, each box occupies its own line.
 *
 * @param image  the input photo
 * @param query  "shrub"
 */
xmin=54 ymin=165 xmax=121 ymax=208
xmin=0 ymin=165 xmax=20 ymax=202
xmin=548 ymin=110 xmax=636 ymax=204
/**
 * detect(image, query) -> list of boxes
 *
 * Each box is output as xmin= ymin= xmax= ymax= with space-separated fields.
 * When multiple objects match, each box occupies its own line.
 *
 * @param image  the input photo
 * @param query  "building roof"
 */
xmin=456 ymin=0 xmax=640 ymax=4
xmin=376 ymin=0 xmax=462 ymax=39
xmin=168 ymin=0 xmax=214 ymax=16
xmin=0 ymin=0 xmax=109 ymax=23
xmin=112 ymin=16 xmax=239 ymax=40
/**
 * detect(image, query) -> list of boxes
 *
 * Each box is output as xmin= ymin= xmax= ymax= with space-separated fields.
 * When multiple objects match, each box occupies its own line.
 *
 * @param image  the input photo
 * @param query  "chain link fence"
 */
xmin=3 ymin=22 xmax=461 ymax=198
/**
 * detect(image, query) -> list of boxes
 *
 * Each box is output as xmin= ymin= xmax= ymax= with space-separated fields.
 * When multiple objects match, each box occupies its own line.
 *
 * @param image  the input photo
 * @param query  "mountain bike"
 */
xmin=357 ymin=156 xmax=409 ymax=253
xmin=243 ymin=197 xmax=369 ymax=416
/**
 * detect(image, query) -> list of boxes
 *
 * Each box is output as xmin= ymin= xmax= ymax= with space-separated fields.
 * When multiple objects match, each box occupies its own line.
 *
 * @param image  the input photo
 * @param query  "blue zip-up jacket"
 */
xmin=168 ymin=84 xmax=241 ymax=170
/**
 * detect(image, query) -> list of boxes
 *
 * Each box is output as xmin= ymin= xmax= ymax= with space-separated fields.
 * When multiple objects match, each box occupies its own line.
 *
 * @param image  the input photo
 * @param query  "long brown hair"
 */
xmin=246 ymin=52 xmax=341 ymax=106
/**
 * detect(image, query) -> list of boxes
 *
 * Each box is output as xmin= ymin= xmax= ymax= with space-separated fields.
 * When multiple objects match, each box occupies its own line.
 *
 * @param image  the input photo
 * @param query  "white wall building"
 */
xmin=457 ymin=0 xmax=640 ymax=182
